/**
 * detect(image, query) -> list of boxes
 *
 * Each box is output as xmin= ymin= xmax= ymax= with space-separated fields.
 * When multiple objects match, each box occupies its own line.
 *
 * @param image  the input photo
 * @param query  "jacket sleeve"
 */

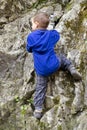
xmin=26 ymin=35 xmax=32 ymax=53
xmin=26 ymin=43 xmax=32 ymax=52
xmin=49 ymin=30 xmax=60 ymax=46
xmin=53 ymin=30 xmax=60 ymax=44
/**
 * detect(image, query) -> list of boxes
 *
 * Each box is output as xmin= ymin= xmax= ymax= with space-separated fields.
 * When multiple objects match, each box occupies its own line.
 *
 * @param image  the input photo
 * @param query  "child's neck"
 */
xmin=36 ymin=27 xmax=47 ymax=30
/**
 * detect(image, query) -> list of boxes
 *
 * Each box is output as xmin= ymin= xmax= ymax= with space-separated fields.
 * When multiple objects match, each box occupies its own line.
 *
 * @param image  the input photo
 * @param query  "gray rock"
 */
xmin=0 ymin=0 xmax=87 ymax=129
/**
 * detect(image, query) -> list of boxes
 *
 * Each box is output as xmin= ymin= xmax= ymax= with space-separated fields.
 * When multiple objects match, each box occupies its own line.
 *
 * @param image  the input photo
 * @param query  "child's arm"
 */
xmin=26 ymin=35 xmax=33 ymax=53
xmin=26 ymin=43 xmax=32 ymax=53
xmin=50 ymin=30 xmax=60 ymax=45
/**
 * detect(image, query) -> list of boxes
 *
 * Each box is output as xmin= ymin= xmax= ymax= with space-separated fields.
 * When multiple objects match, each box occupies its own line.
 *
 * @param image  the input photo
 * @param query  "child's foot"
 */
xmin=68 ymin=65 xmax=82 ymax=80
xmin=70 ymin=70 xmax=82 ymax=80
xmin=34 ymin=109 xmax=43 ymax=120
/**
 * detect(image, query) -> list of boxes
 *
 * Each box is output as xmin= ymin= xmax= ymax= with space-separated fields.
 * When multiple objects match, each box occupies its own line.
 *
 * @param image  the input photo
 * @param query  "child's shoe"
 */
xmin=68 ymin=65 xmax=82 ymax=80
xmin=34 ymin=109 xmax=43 ymax=119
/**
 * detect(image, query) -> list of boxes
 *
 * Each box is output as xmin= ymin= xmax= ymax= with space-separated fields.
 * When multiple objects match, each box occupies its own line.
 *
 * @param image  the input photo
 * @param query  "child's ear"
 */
xmin=35 ymin=21 xmax=39 ymax=27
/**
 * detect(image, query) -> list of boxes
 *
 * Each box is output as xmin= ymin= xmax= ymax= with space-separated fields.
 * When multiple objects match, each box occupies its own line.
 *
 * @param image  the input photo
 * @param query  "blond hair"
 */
xmin=33 ymin=12 xmax=50 ymax=29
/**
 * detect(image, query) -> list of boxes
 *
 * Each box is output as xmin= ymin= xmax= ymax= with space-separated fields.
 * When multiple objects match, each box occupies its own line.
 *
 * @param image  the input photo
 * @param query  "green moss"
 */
xmin=65 ymin=1 xmax=87 ymax=34
xmin=53 ymin=96 xmax=60 ymax=104
xmin=33 ymin=0 xmax=48 ymax=8
xmin=14 ymin=95 xmax=20 ymax=103
xmin=79 ymin=6 xmax=87 ymax=21
xmin=57 ymin=125 xmax=62 ymax=130
xmin=66 ymin=1 xmax=73 ymax=11
xmin=27 ymin=98 xmax=33 ymax=104
xmin=21 ymin=105 xmax=27 ymax=115
xmin=39 ymin=0 xmax=47 ymax=3
xmin=80 ymin=1 xmax=87 ymax=9
xmin=39 ymin=122 xmax=49 ymax=130
xmin=79 ymin=44 xmax=87 ymax=76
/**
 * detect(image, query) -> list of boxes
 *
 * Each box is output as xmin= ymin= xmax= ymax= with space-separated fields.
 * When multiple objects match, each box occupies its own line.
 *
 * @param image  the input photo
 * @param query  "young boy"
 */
xmin=26 ymin=12 xmax=82 ymax=119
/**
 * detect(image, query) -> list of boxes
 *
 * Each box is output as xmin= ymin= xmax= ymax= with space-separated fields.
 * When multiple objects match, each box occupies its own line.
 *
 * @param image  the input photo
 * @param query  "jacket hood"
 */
xmin=27 ymin=29 xmax=60 ymax=53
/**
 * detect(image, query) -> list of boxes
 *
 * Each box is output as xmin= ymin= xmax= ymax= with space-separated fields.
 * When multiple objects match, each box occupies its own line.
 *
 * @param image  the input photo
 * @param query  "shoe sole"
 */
xmin=71 ymin=72 xmax=82 ymax=80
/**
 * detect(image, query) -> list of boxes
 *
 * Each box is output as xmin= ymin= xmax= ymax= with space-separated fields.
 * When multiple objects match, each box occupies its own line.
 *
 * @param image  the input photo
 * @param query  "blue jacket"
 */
xmin=26 ymin=29 xmax=60 ymax=76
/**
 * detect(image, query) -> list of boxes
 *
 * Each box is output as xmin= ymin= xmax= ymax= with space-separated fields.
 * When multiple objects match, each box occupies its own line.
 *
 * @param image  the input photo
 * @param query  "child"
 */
xmin=26 ymin=12 xmax=82 ymax=119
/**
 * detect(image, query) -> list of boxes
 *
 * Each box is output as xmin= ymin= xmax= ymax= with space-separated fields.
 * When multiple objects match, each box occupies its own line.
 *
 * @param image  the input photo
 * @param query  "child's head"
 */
xmin=31 ymin=12 xmax=50 ymax=30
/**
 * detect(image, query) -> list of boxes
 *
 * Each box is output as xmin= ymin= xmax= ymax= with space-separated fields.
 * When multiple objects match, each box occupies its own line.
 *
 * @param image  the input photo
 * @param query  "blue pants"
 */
xmin=34 ymin=54 xmax=71 ymax=110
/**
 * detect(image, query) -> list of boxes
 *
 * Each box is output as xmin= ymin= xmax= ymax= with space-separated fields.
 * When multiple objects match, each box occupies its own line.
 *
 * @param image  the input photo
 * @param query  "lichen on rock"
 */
xmin=0 ymin=0 xmax=87 ymax=130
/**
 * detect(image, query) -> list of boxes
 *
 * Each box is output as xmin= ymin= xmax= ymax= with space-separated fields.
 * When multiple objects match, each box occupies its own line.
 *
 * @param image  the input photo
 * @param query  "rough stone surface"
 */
xmin=0 ymin=0 xmax=87 ymax=130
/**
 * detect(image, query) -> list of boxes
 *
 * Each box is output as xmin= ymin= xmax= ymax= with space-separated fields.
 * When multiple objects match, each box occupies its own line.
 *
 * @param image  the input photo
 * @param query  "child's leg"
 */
xmin=34 ymin=74 xmax=48 ymax=119
xmin=58 ymin=54 xmax=71 ymax=71
xmin=58 ymin=54 xmax=82 ymax=80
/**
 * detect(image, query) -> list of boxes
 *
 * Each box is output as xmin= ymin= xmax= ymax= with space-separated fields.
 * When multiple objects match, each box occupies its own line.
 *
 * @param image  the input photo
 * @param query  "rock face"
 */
xmin=0 ymin=0 xmax=87 ymax=130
